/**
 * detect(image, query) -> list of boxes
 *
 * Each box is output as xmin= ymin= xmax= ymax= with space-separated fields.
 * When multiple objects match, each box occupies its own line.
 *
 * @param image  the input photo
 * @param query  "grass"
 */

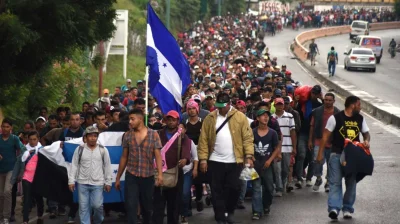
xmin=88 ymin=55 xmax=146 ymax=102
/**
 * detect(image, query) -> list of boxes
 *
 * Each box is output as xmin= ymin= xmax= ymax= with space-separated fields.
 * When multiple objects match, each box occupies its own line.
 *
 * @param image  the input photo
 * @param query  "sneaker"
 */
xmin=295 ymin=181 xmax=303 ymax=189
xmin=264 ymin=208 xmax=270 ymax=216
xmin=306 ymin=180 xmax=313 ymax=187
xmin=67 ymin=217 xmax=75 ymax=224
xmin=196 ymin=200 xmax=204 ymax=212
xmin=252 ymin=213 xmax=261 ymax=220
xmin=181 ymin=216 xmax=189 ymax=224
xmin=286 ymin=183 xmax=294 ymax=192
xmin=324 ymin=183 xmax=330 ymax=193
xmin=273 ymin=192 xmax=282 ymax=197
xmin=236 ymin=203 xmax=246 ymax=209
xmin=329 ymin=210 xmax=338 ymax=220
xmin=226 ymin=213 xmax=234 ymax=224
xmin=2 ymin=219 xmax=9 ymax=224
xmin=313 ymin=178 xmax=323 ymax=191
xmin=343 ymin=211 xmax=353 ymax=219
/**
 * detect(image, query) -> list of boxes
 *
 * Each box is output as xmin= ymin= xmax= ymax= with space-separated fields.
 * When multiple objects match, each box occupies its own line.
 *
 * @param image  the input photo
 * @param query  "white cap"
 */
xmin=194 ymin=65 xmax=199 ymax=69
xmin=36 ymin=116 xmax=46 ymax=123
xmin=191 ymin=94 xmax=201 ymax=102
xmin=127 ymin=79 xmax=132 ymax=83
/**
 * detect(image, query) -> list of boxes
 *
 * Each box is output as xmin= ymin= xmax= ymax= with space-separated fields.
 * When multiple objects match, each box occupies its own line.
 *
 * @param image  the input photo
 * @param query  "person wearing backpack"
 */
xmin=68 ymin=126 xmax=113 ymax=224
xmin=0 ymin=118 xmax=25 ymax=224
xmin=327 ymin=46 xmax=338 ymax=77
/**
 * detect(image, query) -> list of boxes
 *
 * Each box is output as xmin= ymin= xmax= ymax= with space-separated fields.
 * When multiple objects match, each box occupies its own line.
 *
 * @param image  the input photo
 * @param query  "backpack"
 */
xmin=329 ymin=51 xmax=336 ymax=62
xmin=75 ymin=144 xmax=106 ymax=179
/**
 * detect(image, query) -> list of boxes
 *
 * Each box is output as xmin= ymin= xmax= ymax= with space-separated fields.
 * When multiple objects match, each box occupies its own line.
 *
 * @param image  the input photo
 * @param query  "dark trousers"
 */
xmin=152 ymin=170 xmax=183 ymax=224
xmin=125 ymin=172 xmax=154 ymax=224
xmin=22 ymin=180 xmax=44 ymax=222
xmin=209 ymin=161 xmax=242 ymax=222
xmin=11 ymin=183 xmax=17 ymax=216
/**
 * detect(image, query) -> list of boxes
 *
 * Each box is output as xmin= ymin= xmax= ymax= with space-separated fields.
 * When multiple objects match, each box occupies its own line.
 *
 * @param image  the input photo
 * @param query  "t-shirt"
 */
xmin=253 ymin=128 xmax=278 ymax=173
xmin=273 ymin=111 xmax=295 ymax=153
xmin=309 ymin=43 xmax=318 ymax=53
xmin=59 ymin=127 xmax=84 ymax=141
xmin=185 ymin=119 xmax=202 ymax=145
xmin=325 ymin=111 xmax=369 ymax=153
xmin=310 ymin=108 xmax=335 ymax=147
xmin=0 ymin=134 xmax=23 ymax=173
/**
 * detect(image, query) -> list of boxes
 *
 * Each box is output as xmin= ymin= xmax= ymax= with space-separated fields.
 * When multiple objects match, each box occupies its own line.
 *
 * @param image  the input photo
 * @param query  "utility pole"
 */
xmin=217 ymin=0 xmax=221 ymax=17
xmin=166 ymin=0 xmax=171 ymax=29
xmin=98 ymin=41 xmax=104 ymax=98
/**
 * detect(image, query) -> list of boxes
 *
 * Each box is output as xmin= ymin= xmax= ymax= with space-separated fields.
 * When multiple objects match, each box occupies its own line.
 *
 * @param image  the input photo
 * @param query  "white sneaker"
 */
xmin=3 ymin=219 xmax=9 ymax=224
xmin=343 ymin=211 xmax=353 ymax=219
xmin=274 ymin=192 xmax=282 ymax=197
xmin=306 ymin=180 xmax=312 ymax=187
xmin=329 ymin=210 xmax=338 ymax=220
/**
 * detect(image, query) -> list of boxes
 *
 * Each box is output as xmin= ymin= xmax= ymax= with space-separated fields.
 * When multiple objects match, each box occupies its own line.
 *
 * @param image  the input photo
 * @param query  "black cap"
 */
xmin=311 ymin=85 xmax=322 ymax=94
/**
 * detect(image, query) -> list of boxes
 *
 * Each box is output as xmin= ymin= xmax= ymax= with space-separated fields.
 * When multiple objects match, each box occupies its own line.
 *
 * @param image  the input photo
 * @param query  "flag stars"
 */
xmin=163 ymin=63 xmax=167 ymax=68
xmin=113 ymin=170 xmax=118 ymax=174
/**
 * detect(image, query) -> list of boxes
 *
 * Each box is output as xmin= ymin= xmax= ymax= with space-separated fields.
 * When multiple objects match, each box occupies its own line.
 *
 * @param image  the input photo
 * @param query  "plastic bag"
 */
xmin=239 ymin=166 xmax=259 ymax=181
xmin=294 ymin=85 xmax=312 ymax=104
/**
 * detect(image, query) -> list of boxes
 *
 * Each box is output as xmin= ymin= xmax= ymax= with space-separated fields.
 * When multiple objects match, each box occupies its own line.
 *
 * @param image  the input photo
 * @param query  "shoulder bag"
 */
xmin=154 ymin=135 xmax=181 ymax=188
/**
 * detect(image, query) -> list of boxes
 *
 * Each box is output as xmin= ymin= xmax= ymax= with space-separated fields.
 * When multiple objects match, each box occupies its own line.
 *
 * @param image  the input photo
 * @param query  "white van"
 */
xmin=351 ymin=35 xmax=383 ymax=64
xmin=349 ymin=20 xmax=370 ymax=40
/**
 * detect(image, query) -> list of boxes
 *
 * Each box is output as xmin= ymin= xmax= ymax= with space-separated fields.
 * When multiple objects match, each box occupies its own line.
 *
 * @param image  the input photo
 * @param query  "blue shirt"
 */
xmin=0 ymin=135 xmax=23 ymax=173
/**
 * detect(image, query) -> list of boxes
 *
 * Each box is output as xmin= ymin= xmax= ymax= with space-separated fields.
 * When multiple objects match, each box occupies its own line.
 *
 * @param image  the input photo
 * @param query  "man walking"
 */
xmin=68 ymin=126 xmax=113 ymax=224
xmin=327 ymin=46 xmax=338 ymax=77
xmin=309 ymin=39 xmax=320 ymax=66
xmin=308 ymin=93 xmax=339 ymax=192
xmin=198 ymin=92 xmax=254 ymax=224
xmin=115 ymin=109 xmax=164 ymax=224
xmin=317 ymin=96 xmax=370 ymax=220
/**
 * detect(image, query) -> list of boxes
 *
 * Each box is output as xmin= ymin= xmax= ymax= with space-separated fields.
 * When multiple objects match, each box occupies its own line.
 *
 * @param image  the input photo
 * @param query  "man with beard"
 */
xmin=316 ymin=96 xmax=370 ymax=221
xmin=153 ymin=111 xmax=191 ymax=224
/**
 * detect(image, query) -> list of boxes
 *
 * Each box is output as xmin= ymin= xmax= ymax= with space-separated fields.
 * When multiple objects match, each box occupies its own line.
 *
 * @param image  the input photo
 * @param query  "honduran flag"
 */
xmin=32 ymin=132 xmax=126 ymax=204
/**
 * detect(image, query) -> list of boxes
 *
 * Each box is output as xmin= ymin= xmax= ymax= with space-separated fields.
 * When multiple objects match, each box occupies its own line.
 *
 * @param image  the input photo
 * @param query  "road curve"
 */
xmin=312 ymin=29 xmax=400 ymax=107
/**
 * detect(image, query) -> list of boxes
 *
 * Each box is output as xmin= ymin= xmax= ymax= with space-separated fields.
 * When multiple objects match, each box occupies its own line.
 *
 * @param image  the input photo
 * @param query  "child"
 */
xmin=21 ymin=131 xmax=44 ymax=224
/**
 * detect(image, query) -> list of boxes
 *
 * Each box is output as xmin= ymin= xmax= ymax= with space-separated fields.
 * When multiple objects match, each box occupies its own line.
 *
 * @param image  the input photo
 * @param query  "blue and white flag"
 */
xmin=146 ymin=3 xmax=191 ymax=114
xmin=62 ymin=132 xmax=126 ymax=203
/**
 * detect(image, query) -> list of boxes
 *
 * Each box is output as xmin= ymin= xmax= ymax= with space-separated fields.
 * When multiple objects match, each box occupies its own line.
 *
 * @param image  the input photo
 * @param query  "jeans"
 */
xmin=306 ymin=147 xmax=314 ymax=181
xmin=252 ymin=166 xmax=274 ymax=214
xmin=181 ymin=171 xmax=192 ymax=217
xmin=0 ymin=171 xmax=12 ymax=220
xmin=237 ymin=179 xmax=247 ymax=205
xmin=209 ymin=161 xmax=242 ymax=222
xmin=153 ymin=170 xmax=183 ymax=224
xmin=295 ymin=135 xmax=308 ymax=180
xmin=272 ymin=160 xmax=283 ymax=192
xmin=313 ymin=146 xmax=331 ymax=178
xmin=125 ymin=173 xmax=154 ymax=224
xmin=328 ymin=61 xmax=336 ymax=76
xmin=11 ymin=183 xmax=17 ymax=216
xmin=77 ymin=184 xmax=104 ymax=224
xmin=22 ymin=180 xmax=44 ymax=222
xmin=328 ymin=154 xmax=357 ymax=214
xmin=281 ymin=153 xmax=291 ymax=188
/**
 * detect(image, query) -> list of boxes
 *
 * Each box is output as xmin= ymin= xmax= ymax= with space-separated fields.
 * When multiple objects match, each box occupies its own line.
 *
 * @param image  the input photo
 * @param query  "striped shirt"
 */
xmin=273 ymin=111 xmax=295 ymax=153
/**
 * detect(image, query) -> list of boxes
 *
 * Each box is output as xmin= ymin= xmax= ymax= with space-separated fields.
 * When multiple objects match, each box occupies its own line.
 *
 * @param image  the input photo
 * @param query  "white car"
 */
xmin=344 ymin=48 xmax=376 ymax=72
xmin=349 ymin=20 xmax=370 ymax=40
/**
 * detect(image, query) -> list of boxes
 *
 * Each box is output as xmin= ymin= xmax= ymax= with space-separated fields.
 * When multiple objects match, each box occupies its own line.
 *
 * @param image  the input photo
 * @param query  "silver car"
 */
xmin=344 ymin=48 xmax=376 ymax=72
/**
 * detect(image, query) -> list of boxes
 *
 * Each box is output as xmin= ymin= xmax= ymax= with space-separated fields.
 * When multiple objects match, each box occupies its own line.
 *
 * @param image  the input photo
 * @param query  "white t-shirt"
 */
xmin=325 ymin=115 xmax=369 ymax=133
xmin=209 ymin=109 xmax=236 ymax=163
xmin=183 ymin=140 xmax=199 ymax=174
xmin=273 ymin=111 xmax=295 ymax=153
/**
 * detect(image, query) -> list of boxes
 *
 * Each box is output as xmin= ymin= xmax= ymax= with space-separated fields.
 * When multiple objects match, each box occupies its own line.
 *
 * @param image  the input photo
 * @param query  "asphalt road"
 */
xmin=310 ymin=29 xmax=400 ymax=107
xmin=19 ymin=28 xmax=400 ymax=224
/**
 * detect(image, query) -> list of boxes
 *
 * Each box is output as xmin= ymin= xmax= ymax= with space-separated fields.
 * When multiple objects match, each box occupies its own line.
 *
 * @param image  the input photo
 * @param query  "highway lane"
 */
xmin=310 ymin=29 xmax=400 ymax=107
xmin=19 ymin=28 xmax=400 ymax=224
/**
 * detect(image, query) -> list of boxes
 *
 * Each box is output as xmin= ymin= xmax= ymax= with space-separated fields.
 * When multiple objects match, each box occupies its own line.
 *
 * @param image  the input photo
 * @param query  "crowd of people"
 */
xmin=0 ymin=6 xmax=373 ymax=224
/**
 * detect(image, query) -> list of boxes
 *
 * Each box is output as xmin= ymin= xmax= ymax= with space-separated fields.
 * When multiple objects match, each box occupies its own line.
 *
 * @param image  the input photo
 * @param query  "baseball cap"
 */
xmin=103 ymin=89 xmax=110 ymax=94
xmin=274 ymin=89 xmax=282 ymax=96
xmin=265 ymin=73 xmax=273 ymax=79
xmin=36 ymin=116 xmax=46 ymax=122
xmin=205 ymin=74 xmax=211 ymax=79
xmin=205 ymin=95 xmax=214 ymax=99
xmin=283 ymin=96 xmax=292 ymax=104
xmin=166 ymin=110 xmax=180 ymax=119
xmin=275 ymin=97 xmax=285 ymax=105
xmin=191 ymin=94 xmax=201 ymax=102
xmin=127 ymin=79 xmax=132 ymax=83
xmin=236 ymin=100 xmax=246 ymax=107
xmin=311 ymin=85 xmax=322 ymax=94
xmin=137 ymin=80 xmax=143 ymax=84
xmin=215 ymin=93 xmax=231 ymax=108
xmin=194 ymin=65 xmax=199 ymax=69
xmin=257 ymin=109 xmax=271 ymax=117
xmin=85 ymin=126 xmax=99 ymax=135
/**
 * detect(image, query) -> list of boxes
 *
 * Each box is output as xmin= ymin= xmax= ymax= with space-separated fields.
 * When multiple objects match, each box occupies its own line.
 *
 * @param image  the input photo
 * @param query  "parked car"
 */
xmin=344 ymin=48 xmax=376 ymax=72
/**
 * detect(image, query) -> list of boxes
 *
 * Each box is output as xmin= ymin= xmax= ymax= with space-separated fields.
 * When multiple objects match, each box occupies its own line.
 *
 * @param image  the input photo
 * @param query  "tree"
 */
xmin=0 ymin=0 xmax=116 ymax=90
xmin=395 ymin=0 xmax=400 ymax=19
